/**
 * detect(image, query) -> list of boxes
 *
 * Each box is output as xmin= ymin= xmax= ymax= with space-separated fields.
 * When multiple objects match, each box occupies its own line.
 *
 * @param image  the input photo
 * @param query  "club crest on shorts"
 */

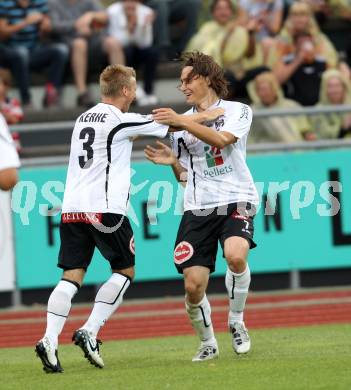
xmin=174 ymin=241 xmax=194 ymax=264
xmin=129 ymin=236 xmax=135 ymax=255
xmin=231 ymin=210 xmax=249 ymax=220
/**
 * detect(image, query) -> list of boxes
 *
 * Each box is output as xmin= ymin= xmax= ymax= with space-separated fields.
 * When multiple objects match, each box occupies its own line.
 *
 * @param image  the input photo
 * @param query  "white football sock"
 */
xmin=81 ymin=273 xmax=131 ymax=337
xmin=45 ymin=279 xmax=79 ymax=347
xmin=186 ymin=295 xmax=217 ymax=347
xmin=226 ymin=265 xmax=251 ymax=325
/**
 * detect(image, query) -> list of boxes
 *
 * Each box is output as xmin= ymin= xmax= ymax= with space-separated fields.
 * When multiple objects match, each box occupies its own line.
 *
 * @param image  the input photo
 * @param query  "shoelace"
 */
xmin=234 ymin=326 xmax=249 ymax=342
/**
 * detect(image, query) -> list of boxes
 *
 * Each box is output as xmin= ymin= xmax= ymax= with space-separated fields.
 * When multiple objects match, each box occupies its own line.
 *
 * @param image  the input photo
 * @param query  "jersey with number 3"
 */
xmin=170 ymin=99 xmax=259 ymax=211
xmin=62 ymin=103 xmax=168 ymax=214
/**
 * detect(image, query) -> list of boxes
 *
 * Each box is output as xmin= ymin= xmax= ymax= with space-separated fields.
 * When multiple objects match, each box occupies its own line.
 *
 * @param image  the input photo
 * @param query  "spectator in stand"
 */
xmin=270 ymin=1 xmax=350 ymax=105
xmin=238 ymin=0 xmax=283 ymax=40
xmin=188 ymin=0 xmax=268 ymax=99
xmin=311 ymin=69 xmax=351 ymax=139
xmin=187 ymin=0 xmax=239 ymax=65
xmin=277 ymin=31 xmax=328 ymax=106
xmin=0 ymin=68 xmax=23 ymax=124
xmin=237 ymin=0 xmax=284 ymax=62
xmin=248 ymin=71 xmax=315 ymax=143
xmin=144 ymin=0 xmax=201 ymax=59
xmin=48 ymin=0 xmax=123 ymax=108
xmin=303 ymin=0 xmax=351 ymax=23
xmin=0 ymin=0 xmax=69 ymax=108
xmin=222 ymin=19 xmax=269 ymax=99
xmin=103 ymin=0 xmax=158 ymax=106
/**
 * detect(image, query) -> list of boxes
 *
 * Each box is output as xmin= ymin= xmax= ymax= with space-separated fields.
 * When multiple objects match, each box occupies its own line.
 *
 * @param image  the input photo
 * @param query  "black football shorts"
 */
xmin=58 ymin=212 xmax=135 ymax=271
xmin=173 ymin=202 xmax=256 ymax=274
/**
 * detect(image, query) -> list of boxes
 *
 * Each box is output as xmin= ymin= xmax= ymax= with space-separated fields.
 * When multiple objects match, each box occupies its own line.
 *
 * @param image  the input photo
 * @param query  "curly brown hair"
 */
xmin=181 ymin=52 xmax=229 ymax=98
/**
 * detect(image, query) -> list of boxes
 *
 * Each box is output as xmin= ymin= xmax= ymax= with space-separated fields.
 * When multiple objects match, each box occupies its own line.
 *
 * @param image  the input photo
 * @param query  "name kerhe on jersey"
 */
xmin=79 ymin=112 xmax=108 ymax=123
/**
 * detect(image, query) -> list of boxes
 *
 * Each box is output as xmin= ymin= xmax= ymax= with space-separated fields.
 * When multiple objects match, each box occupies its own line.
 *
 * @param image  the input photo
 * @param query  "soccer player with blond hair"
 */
xmin=35 ymin=64 xmax=170 ymax=373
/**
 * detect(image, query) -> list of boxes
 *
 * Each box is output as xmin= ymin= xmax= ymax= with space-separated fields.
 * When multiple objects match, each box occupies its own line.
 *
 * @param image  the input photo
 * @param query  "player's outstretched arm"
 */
xmin=184 ymin=107 xmax=225 ymax=124
xmin=144 ymin=141 xmax=187 ymax=184
xmin=153 ymin=109 xmax=236 ymax=148
xmin=152 ymin=107 xmax=225 ymax=129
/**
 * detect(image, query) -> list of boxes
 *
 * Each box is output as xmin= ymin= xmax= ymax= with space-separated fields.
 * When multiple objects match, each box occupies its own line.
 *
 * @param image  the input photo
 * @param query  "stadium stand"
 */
xmin=2 ymin=0 xmax=351 ymax=154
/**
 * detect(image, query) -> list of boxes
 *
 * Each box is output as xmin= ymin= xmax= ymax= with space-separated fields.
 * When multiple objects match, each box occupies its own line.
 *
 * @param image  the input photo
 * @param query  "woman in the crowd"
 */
xmin=186 ymin=0 xmax=240 ymax=64
xmin=311 ymin=69 xmax=351 ymax=139
xmin=248 ymin=71 xmax=315 ymax=143
xmin=270 ymin=1 xmax=349 ymax=87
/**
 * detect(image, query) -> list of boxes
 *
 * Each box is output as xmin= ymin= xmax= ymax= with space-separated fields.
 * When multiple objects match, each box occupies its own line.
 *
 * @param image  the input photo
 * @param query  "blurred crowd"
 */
xmin=1 ymin=0 xmax=351 ymax=142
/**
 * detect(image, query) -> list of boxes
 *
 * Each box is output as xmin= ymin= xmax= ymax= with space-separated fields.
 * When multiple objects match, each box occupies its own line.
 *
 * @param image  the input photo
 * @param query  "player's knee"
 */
xmin=113 ymin=267 xmax=135 ymax=281
xmin=62 ymin=269 xmax=84 ymax=286
xmin=226 ymin=254 xmax=247 ymax=273
xmin=122 ymin=269 xmax=135 ymax=281
xmin=184 ymin=278 xmax=204 ymax=300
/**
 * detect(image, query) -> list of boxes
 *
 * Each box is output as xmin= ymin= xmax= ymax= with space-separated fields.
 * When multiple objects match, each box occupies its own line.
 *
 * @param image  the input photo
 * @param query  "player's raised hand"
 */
xmin=144 ymin=141 xmax=176 ymax=165
xmin=152 ymin=108 xmax=182 ymax=127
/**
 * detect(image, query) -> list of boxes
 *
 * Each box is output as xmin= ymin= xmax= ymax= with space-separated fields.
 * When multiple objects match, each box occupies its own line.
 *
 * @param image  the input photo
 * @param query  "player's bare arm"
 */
xmin=153 ymin=109 xmax=237 ymax=149
xmin=144 ymin=141 xmax=187 ymax=185
xmin=153 ymin=107 xmax=225 ymax=130
xmin=0 ymin=167 xmax=18 ymax=191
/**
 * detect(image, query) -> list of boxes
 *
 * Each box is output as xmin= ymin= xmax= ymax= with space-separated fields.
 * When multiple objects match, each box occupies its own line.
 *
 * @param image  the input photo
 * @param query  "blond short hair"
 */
xmin=99 ymin=64 xmax=136 ymax=97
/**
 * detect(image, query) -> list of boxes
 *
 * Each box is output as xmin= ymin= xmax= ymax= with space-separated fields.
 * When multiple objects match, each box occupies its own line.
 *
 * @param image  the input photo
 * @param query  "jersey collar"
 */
xmin=192 ymin=99 xmax=222 ymax=113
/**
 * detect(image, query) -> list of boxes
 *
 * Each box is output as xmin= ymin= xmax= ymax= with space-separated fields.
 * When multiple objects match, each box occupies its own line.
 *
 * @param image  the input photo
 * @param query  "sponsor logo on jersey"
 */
xmin=204 ymin=146 xmax=224 ymax=168
xmin=129 ymin=236 xmax=135 ymax=255
xmin=204 ymin=165 xmax=233 ymax=178
xmin=174 ymin=241 xmax=194 ymax=264
xmin=203 ymin=146 xmax=233 ymax=177
xmin=61 ymin=212 xmax=102 ymax=224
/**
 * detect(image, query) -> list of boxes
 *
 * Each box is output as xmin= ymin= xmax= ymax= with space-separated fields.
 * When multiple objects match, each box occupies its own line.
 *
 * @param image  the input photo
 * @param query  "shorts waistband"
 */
xmin=61 ymin=212 xmax=102 ymax=224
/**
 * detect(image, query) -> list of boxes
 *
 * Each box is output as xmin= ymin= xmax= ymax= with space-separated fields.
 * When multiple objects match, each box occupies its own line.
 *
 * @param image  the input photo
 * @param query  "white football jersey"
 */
xmin=170 ymin=99 xmax=259 ymax=211
xmin=0 ymin=113 xmax=20 ymax=171
xmin=62 ymin=103 xmax=168 ymax=214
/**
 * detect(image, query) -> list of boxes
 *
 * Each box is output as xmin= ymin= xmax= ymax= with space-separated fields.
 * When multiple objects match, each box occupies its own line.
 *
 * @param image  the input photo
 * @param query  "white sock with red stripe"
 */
xmin=226 ymin=265 xmax=251 ymax=325
xmin=186 ymin=295 xmax=217 ymax=347
xmin=45 ymin=279 xmax=79 ymax=347
xmin=81 ymin=273 xmax=131 ymax=337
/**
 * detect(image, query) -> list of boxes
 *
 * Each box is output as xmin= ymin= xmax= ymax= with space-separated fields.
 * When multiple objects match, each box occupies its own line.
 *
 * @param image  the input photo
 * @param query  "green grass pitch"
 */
xmin=1 ymin=324 xmax=350 ymax=390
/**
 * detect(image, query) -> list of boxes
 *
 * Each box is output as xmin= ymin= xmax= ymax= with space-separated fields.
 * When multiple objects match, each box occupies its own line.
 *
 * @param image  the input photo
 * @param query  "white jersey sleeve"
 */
xmin=0 ymin=113 xmax=20 ymax=171
xmin=117 ymin=113 xmax=168 ymax=139
xmin=222 ymin=103 xmax=252 ymax=139
xmin=169 ymin=131 xmax=189 ymax=169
